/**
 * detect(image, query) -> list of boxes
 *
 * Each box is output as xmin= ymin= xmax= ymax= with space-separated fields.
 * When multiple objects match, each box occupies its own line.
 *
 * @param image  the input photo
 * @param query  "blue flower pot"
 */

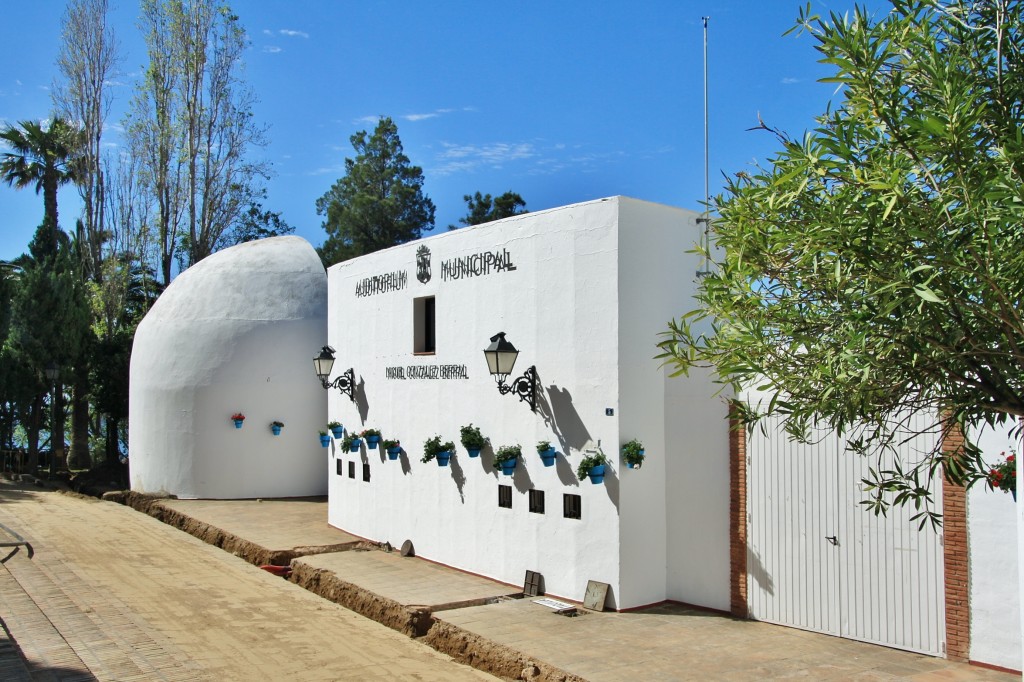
xmin=319 ymin=435 xmax=330 ymax=447
xmin=436 ymin=450 xmax=452 ymax=467
xmin=387 ymin=447 xmax=401 ymax=460
xmin=271 ymin=425 xmax=282 ymax=436
xmin=233 ymin=420 xmax=244 ymax=429
xmin=350 ymin=438 xmax=362 ymax=452
xmin=499 ymin=459 xmax=517 ymax=476
xmin=330 ymin=426 xmax=344 ymax=439
xmin=539 ymin=448 xmax=556 ymax=466
xmin=588 ymin=464 xmax=606 ymax=484
xmin=466 ymin=447 xmax=481 ymax=458
xmin=366 ymin=435 xmax=380 ymax=449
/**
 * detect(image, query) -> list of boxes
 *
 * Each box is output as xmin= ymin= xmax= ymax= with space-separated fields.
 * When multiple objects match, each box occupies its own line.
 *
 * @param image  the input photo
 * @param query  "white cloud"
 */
xmin=432 ymin=142 xmax=536 ymax=175
xmin=352 ymin=115 xmax=381 ymax=126
xmin=15 ymin=79 xmax=22 ymax=86
xmin=402 ymin=108 xmax=460 ymax=122
xmin=279 ymin=29 xmax=309 ymax=38
xmin=263 ymin=45 xmax=282 ymax=54
xmin=308 ymin=164 xmax=345 ymax=176
xmin=781 ymin=77 xmax=800 ymax=85
xmin=262 ymin=29 xmax=273 ymax=36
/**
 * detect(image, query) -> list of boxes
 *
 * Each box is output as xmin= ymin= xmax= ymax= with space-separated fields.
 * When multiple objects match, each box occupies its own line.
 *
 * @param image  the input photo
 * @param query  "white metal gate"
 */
xmin=746 ymin=411 xmax=946 ymax=656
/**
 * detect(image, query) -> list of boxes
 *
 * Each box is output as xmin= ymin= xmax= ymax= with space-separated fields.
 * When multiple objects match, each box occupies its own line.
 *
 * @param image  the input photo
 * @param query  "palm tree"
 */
xmin=0 ymin=118 xmax=82 ymax=252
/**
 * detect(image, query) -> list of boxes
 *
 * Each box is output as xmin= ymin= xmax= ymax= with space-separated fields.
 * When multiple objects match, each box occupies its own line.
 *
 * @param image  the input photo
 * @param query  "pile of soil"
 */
xmin=69 ymin=461 xmax=129 ymax=497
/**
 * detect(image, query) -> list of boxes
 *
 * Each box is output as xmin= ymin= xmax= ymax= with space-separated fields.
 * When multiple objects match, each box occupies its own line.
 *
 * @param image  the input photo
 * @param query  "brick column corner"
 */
xmin=729 ymin=404 xmax=748 ymax=619
xmin=942 ymin=421 xmax=969 ymax=661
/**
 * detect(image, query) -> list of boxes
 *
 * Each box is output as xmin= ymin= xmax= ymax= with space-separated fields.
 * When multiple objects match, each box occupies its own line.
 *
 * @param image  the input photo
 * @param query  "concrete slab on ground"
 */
xmin=436 ymin=599 xmax=1018 ymax=681
xmin=296 ymin=549 xmax=519 ymax=610
xmin=157 ymin=497 xmax=358 ymax=552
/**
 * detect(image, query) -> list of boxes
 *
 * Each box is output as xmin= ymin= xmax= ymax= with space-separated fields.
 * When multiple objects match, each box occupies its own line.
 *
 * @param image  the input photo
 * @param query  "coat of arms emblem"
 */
xmin=416 ymin=245 xmax=431 ymax=284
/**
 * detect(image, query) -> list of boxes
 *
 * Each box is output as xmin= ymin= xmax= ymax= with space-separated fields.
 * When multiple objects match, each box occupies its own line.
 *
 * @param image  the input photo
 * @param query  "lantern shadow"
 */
xmin=354 ymin=376 xmax=369 ymax=424
xmin=537 ymin=381 xmax=593 ymax=460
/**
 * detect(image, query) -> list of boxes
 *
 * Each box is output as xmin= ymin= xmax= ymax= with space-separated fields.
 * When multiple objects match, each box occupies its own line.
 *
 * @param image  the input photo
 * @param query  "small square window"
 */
xmin=529 ymin=489 xmax=545 ymax=514
xmin=362 ymin=463 xmax=371 ymax=482
xmin=336 ymin=459 xmax=343 ymax=476
xmin=498 ymin=484 xmax=512 ymax=509
xmin=563 ymin=493 xmax=581 ymax=520
xmin=348 ymin=461 xmax=355 ymax=479
xmin=414 ymin=296 xmax=436 ymax=354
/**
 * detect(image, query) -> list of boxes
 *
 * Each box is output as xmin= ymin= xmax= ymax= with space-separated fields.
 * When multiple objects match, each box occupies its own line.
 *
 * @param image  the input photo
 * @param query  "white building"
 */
xmin=324 ymin=197 xmax=730 ymax=611
xmin=129 ymin=236 xmax=328 ymax=499
xmin=128 ymin=196 xmax=1020 ymax=671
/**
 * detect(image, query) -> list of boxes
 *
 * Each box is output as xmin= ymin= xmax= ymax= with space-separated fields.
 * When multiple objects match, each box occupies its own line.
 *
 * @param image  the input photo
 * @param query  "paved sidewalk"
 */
xmin=0 ymin=482 xmax=495 ymax=681
xmin=123 ymin=491 xmax=1020 ymax=681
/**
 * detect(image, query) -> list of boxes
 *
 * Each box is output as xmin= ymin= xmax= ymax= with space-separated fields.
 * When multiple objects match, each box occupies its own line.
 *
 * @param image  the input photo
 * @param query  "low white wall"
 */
xmin=129 ymin=237 xmax=328 ymax=499
xmin=969 ymin=421 xmax=1021 ymax=670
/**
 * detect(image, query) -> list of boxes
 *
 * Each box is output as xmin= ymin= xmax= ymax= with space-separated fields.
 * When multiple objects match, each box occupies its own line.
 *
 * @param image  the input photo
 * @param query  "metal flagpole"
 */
xmin=698 ymin=16 xmax=712 ymax=277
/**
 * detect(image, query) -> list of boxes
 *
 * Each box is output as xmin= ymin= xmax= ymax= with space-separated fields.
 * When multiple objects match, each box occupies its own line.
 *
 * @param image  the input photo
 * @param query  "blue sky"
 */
xmin=0 ymin=0 xmax=889 ymax=264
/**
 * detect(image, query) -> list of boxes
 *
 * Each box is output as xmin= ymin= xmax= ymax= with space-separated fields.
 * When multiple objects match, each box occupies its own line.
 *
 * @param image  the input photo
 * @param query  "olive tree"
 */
xmin=657 ymin=0 xmax=1023 ymax=525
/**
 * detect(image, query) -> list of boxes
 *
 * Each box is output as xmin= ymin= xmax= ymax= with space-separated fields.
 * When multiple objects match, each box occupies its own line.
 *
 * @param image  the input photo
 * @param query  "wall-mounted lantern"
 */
xmin=483 ymin=332 xmax=536 ymax=412
xmin=313 ymin=345 xmax=355 ymax=402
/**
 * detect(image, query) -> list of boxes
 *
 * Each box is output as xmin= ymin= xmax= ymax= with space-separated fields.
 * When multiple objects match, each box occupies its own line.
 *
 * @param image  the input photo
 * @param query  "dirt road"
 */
xmin=0 ymin=482 xmax=496 ymax=681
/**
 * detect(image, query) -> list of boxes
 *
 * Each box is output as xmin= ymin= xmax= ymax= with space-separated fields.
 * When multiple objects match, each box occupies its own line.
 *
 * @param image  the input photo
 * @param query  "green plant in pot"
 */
xmin=361 ymin=428 xmax=382 ymax=448
xmin=460 ymin=423 xmax=487 ymax=457
xmin=493 ymin=444 xmax=522 ymax=475
xmin=383 ymin=439 xmax=401 ymax=460
xmin=327 ymin=420 xmax=344 ymax=439
xmin=318 ymin=430 xmax=330 ymax=447
xmin=537 ymin=440 xmax=556 ymax=466
xmin=422 ymin=435 xmax=455 ymax=465
xmin=270 ymin=420 xmax=284 ymax=435
xmin=341 ymin=433 xmax=359 ymax=452
xmin=577 ymin=450 xmax=609 ymax=483
xmin=622 ymin=439 xmax=645 ymax=469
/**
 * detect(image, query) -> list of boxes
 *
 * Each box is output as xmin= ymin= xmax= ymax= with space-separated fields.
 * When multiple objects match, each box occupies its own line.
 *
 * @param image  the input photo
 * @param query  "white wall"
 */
xmin=615 ymin=199 xmax=729 ymax=610
xmin=663 ymin=366 xmax=731 ymax=610
xmin=326 ymin=198 xmax=714 ymax=607
xmin=969 ymin=421 xmax=1021 ymax=670
xmin=129 ymin=237 xmax=328 ymax=499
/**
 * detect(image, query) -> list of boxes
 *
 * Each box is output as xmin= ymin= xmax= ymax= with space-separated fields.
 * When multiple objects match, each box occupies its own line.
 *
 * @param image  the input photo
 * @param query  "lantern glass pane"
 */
xmin=485 ymin=350 xmax=500 ymax=375
xmin=497 ymin=349 xmax=518 ymax=375
xmin=314 ymin=354 xmax=334 ymax=379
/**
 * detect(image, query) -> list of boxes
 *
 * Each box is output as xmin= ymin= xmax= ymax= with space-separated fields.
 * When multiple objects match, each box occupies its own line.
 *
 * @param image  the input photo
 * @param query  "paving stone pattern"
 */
xmin=2 ymin=480 xmax=1019 ymax=682
xmin=0 ymin=483 xmax=494 ymax=681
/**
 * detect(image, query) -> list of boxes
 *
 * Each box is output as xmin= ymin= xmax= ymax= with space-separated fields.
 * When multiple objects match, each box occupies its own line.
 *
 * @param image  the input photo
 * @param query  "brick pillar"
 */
xmin=729 ymin=406 xmax=748 ymax=619
xmin=942 ymin=422 xmax=969 ymax=661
